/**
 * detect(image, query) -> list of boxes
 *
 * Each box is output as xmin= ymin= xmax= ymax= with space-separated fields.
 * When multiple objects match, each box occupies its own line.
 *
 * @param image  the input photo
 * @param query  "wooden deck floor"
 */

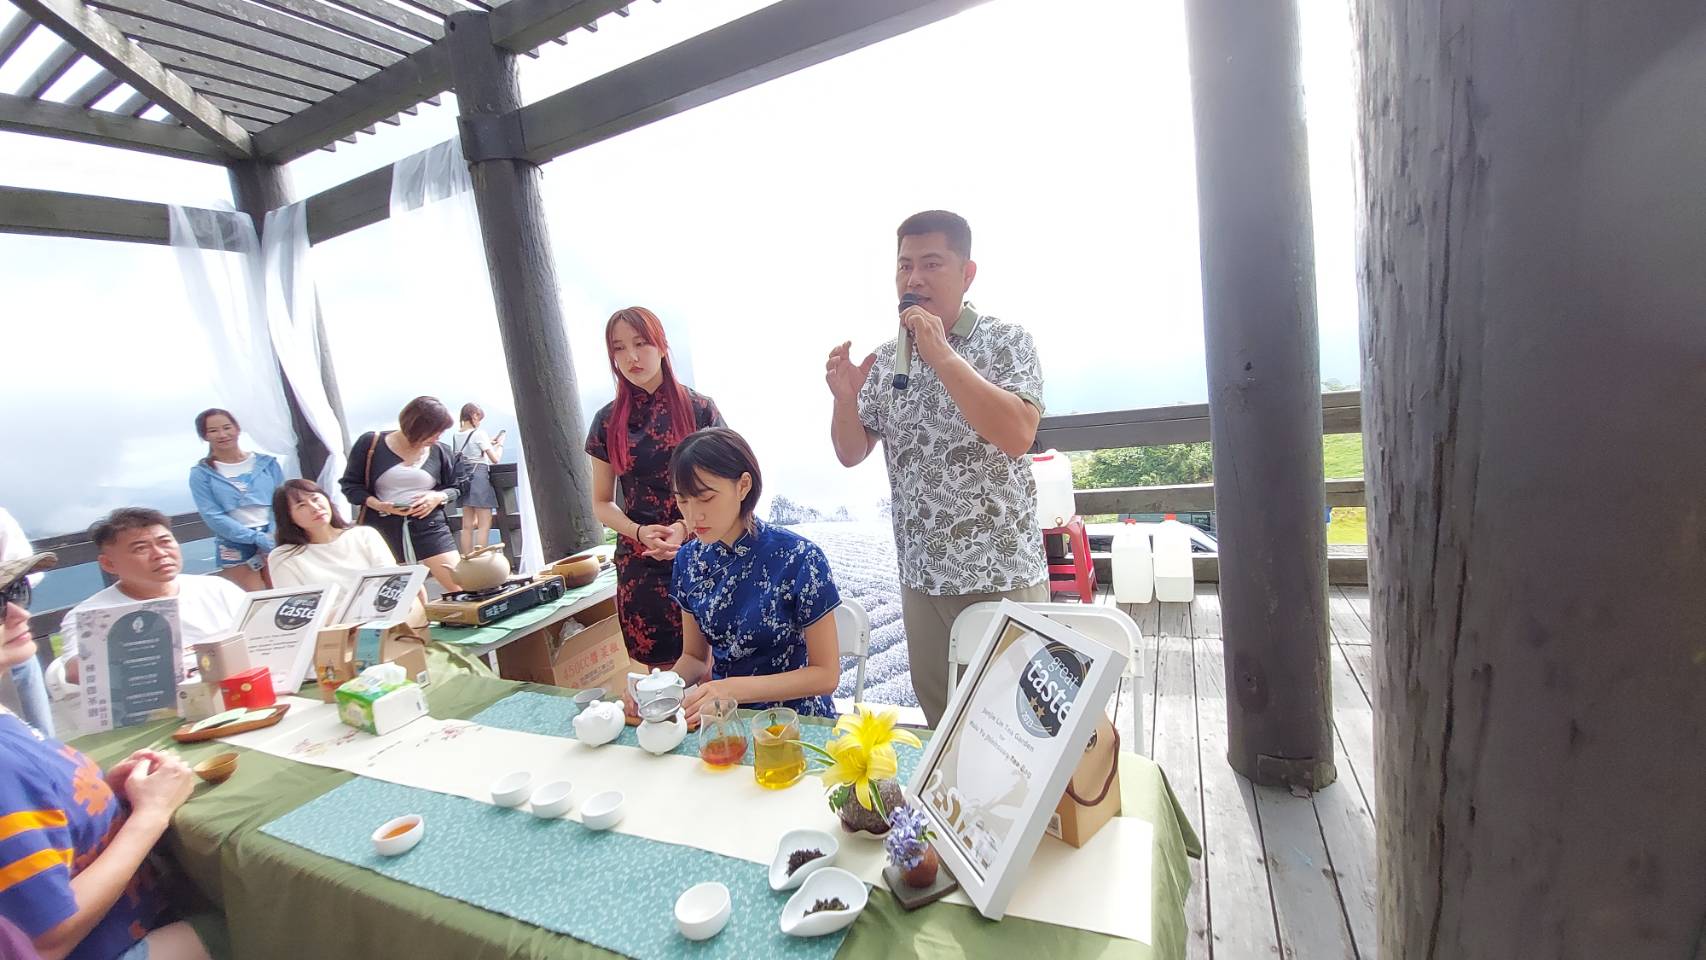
xmin=1099 ymin=583 xmax=1378 ymax=960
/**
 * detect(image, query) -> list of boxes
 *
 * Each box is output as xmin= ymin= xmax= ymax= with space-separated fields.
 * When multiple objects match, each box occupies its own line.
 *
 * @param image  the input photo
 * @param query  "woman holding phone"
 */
xmin=339 ymin=396 xmax=463 ymax=591
xmin=452 ymin=402 xmax=506 ymax=557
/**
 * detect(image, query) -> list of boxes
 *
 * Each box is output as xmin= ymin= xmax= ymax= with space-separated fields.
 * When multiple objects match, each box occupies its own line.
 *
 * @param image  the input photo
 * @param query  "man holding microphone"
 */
xmin=826 ymin=210 xmax=1048 ymax=725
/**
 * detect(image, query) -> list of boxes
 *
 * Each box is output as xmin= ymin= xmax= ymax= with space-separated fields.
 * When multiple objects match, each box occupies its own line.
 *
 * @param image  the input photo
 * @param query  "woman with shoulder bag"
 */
xmin=451 ymin=403 xmax=505 ymax=558
xmin=339 ymin=396 xmax=463 ymax=591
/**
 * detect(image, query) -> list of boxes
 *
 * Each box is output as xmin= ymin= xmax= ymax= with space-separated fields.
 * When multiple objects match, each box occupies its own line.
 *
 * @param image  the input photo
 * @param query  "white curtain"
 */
xmin=261 ymin=201 xmax=350 ymax=516
xmin=390 ymin=139 xmax=547 ymax=573
xmin=167 ymin=204 xmax=301 ymax=481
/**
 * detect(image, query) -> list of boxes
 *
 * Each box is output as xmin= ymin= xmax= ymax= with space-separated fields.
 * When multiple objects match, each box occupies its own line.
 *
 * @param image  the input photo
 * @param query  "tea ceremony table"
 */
xmin=427 ymin=563 xmax=618 ymax=665
xmin=69 ymin=646 xmax=1201 ymax=960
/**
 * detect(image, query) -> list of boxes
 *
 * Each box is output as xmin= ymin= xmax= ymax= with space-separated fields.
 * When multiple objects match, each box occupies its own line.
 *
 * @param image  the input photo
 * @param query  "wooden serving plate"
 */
xmin=172 ymin=703 xmax=291 ymax=743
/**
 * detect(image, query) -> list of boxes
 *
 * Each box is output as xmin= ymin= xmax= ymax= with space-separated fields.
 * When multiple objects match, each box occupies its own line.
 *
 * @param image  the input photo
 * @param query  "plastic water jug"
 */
xmin=1028 ymin=450 xmax=1076 ymax=530
xmin=1111 ymin=520 xmax=1154 ymax=603
xmin=1152 ymin=519 xmax=1195 ymax=603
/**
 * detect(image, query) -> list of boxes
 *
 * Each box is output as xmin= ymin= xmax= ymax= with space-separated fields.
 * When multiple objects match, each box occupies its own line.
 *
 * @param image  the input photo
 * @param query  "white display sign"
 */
xmin=239 ymin=585 xmax=337 ymax=694
xmin=337 ymin=565 xmax=429 ymax=624
xmin=74 ymin=597 xmax=183 ymax=733
xmin=907 ymin=600 xmax=1126 ymax=920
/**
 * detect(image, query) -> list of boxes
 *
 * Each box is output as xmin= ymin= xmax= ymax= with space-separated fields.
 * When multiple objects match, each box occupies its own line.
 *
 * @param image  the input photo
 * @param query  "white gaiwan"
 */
xmin=573 ymin=700 xmax=624 ymax=746
xmin=636 ymin=695 xmax=688 ymax=755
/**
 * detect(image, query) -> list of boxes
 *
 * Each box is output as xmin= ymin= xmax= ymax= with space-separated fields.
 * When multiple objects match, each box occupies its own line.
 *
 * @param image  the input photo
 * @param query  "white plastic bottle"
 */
xmin=1111 ymin=519 xmax=1154 ymax=604
xmin=1151 ymin=518 xmax=1196 ymax=603
xmin=1027 ymin=450 xmax=1076 ymax=530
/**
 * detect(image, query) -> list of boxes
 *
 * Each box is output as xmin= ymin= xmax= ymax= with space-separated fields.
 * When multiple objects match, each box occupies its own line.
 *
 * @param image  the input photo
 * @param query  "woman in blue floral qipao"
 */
xmin=669 ymin=428 xmax=842 ymax=721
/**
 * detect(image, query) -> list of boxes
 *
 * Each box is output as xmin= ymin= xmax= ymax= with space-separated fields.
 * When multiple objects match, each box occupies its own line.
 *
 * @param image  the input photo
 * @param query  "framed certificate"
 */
xmin=907 ymin=600 xmax=1127 ymax=920
xmin=336 ymin=565 xmax=429 ymax=623
xmin=75 ymin=597 xmax=182 ymax=733
xmin=239 ymin=585 xmax=337 ymax=694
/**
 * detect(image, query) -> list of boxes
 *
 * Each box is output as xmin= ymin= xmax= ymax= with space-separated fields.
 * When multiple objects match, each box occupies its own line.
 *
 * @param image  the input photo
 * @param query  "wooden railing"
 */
xmin=23 ymin=462 xmax=527 ymax=643
xmin=1037 ymin=391 xmax=1369 ymax=584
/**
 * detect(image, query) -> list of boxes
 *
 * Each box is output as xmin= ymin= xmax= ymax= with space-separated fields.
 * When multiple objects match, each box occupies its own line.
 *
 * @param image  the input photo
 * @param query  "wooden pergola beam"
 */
xmin=515 ymin=0 xmax=993 ymax=163
xmin=251 ymin=0 xmax=629 ymax=160
xmin=0 ymin=92 xmax=229 ymax=162
xmin=10 ymin=0 xmax=252 ymax=156
xmin=0 ymin=184 xmax=236 ymax=243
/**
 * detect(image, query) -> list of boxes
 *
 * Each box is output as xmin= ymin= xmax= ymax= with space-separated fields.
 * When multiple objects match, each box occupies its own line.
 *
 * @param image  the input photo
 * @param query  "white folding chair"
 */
xmin=833 ymin=598 xmax=871 ymax=705
xmin=947 ymin=601 xmax=1145 ymax=754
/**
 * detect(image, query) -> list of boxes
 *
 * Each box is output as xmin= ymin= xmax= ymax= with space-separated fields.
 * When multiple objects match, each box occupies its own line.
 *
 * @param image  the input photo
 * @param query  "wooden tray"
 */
xmin=172 ymin=703 xmax=291 ymax=743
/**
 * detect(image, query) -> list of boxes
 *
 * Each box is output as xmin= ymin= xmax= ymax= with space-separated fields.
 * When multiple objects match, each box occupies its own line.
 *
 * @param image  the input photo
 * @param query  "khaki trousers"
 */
xmin=901 ymin=581 xmax=1049 ymax=726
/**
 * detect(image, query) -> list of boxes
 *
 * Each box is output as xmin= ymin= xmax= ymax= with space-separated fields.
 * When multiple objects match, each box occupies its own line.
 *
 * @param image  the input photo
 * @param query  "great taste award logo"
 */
xmin=374 ymin=575 xmax=410 ymax=613
xmin=1016 ymin=641 xmax=1087 ymax=738
xmin=274 ymin=593 xmax=323 ymax=630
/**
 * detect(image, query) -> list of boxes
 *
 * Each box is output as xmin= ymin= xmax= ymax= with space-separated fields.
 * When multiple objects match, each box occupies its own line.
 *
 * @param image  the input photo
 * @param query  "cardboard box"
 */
xmin=192 ymin=631 xmax=251 ymax=683
xmin=1045 ymin=713 xmax=1121 ymax=848
xmin=315 ymin=620 xmax=431 ymax=703
xmin=335 ymin=675 xmax=428 ymax=735
xmin=177 ymin=680 xmax=223 ymax=721
xmin=496 ymin=597 xmax=628 ymax=693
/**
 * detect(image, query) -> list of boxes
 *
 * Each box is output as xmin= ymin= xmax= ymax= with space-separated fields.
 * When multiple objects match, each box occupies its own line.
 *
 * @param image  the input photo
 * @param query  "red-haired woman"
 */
xmin=585 ymin=307 xmax=723 ymax=667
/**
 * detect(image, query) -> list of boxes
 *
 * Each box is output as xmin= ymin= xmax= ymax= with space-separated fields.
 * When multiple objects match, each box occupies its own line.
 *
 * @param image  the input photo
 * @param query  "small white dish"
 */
xmin=579 ymin=790 xmax=625 ymax=831
xmin=371 ymin=815 xmax=424 ymax=857
xmin=779 ymin=867 xmax=867 ymax=937
xmin=529 ymin=780 xmax=574 ymax=818
xmin=490 ymin=771 xmax=532 ymax=808
xmin=674 ymin=881 xmax=731 ymax=941
xmin=572 ymin=687 xmax=606 ymax=707
xmin=768 ymin=828 xmax=839 ymax=891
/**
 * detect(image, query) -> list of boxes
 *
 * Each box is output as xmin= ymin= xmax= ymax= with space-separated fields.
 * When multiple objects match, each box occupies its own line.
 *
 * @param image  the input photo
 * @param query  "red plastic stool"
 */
xmin=1042 ymin=517 xmax=1097 ymax=603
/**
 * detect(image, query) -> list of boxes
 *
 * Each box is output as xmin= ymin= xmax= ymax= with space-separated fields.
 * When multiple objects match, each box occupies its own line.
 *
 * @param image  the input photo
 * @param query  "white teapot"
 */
xmin=636 ymin=696 xmax=688 ymax=755
xmin=573 ymin=700 xmax=625 ymax=747
xmin=631 ymin=669 xmax=686 ymax=711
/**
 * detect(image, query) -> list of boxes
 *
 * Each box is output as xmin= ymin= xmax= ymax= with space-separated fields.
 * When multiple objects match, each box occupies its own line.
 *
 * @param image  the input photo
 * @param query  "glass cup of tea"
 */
xmin=696 ymin=697 xmax=747 ymax=768
xmin=750 ymin=707 xmax=805 ymax=790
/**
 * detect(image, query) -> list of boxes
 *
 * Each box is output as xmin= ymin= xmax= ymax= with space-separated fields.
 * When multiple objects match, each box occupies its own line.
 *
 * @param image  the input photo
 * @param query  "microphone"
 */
xmin=895 ymin=293 xmax=923 ymax=390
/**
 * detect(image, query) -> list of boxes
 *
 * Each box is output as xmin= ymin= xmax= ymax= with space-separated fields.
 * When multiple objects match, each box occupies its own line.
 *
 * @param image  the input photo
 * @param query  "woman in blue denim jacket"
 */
xmin=187 ymin=408 xmax=284 ymax=591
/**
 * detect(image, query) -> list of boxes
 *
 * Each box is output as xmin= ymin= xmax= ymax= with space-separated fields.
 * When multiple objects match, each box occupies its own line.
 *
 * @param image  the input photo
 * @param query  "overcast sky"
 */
xmin=0 ymin=0 xmax=1361 ymax=537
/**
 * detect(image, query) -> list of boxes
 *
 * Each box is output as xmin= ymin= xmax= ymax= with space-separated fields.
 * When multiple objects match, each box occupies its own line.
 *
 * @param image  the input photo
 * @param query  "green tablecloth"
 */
xmin=72 ymin=646 xmax=1201 ymax=960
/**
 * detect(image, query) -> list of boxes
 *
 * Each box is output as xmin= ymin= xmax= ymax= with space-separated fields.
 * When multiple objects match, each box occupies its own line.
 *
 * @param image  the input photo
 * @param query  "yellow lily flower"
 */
xmin=817 ymin=706 xmax=922 ymax=811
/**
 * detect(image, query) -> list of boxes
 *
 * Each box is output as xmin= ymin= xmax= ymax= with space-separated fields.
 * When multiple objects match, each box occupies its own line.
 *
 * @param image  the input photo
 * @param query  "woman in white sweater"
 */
xmin=268 ymin=480 xmax=427 ymax=623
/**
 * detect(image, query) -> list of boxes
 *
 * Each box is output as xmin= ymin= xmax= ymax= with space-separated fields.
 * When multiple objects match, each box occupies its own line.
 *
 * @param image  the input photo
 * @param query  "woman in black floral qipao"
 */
xmin=586 ymin=307 xmax=724 ymax=666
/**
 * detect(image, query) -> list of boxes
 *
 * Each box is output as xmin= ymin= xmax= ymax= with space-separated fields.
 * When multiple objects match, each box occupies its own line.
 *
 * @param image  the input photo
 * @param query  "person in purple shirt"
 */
xmin=0 ymin=553 xmax=208 ymax=960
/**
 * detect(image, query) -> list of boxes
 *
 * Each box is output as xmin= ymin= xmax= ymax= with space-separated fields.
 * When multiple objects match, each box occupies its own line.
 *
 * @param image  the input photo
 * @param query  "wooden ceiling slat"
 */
xmin=202 ymin=92 xmax=288 ymax=123
xmin=140 ymin=43 xmax=337 ymax=103
xmin=0 ymin=92 xmax=227 ymax=160
xmin=243 ymin=0 xmax=427 ymax=57
xmin=97 ymin=11 xmax=356 ymax=92
xmin=126 ymin=0 xmax=407 ymax=69
xmin=0 ymin=15 xmax=39 ymax=67
xmin=180 ymin=72 xmax=311 ymax=113
xmin=20 ymin=42 xmax=80 ymax=98
xmin=317 ymin=0 xmax=442 ymax=42
xmin=114 ymin=89 xmax=150 ymax=115
xmin=66 ymin=65 xmax=121 ymax=105
xmin=89 ymin=0 xmax=380 ymax=79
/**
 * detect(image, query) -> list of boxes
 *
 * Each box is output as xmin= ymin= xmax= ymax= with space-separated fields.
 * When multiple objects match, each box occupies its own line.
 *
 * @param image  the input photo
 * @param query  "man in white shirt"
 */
xmin=54 ymin=508 xmax=248 ymax=686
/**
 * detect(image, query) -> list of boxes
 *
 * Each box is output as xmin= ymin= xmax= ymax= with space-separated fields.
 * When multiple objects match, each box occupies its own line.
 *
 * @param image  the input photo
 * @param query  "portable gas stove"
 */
xmin=427 ymin=575 xmax=567 ymax=626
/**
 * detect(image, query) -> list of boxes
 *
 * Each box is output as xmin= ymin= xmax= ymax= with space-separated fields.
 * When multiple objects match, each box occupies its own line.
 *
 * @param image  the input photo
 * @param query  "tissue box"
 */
xmin=335 ymin=674 xmax=428 ymax=736
xmin=315 ymin=620 xmax=429 ymax=702
xmin=177 ymin=680 xmax=223 ymax=721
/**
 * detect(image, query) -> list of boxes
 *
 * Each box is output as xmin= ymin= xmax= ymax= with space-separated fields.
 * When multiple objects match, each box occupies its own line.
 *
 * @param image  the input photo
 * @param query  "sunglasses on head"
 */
xmin=1 ymin=577 xmax=30 ymax=610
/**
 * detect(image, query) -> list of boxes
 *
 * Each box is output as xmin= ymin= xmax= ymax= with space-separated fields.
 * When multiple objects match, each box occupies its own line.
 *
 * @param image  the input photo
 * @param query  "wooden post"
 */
xmin=446 ymin=11 xmax=600 ymax=561
xmin=1184 ymin=0 xmax=1334 ymax=788
xmin=228 ymin=159 xmax=350 ymax=483
xmin=1358 ymin=1 xmax=1706 ymax=954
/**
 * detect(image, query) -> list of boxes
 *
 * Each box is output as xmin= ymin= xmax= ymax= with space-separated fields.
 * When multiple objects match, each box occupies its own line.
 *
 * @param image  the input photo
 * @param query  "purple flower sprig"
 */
xmin=884 ymin=804 xmax=936 ymax=871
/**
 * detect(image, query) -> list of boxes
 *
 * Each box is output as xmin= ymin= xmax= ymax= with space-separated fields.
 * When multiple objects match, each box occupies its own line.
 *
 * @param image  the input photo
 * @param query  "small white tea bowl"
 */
xmin=579 ymin=790 xmax=625 ymax=831
xmin=371 ymin=815 xmax=424 ymax=857
xmin=529 ymin=780 xmax=574 ymax=819
xmin=490 ymin=771 xmax=532 ymax=808
xmin=674 ymin=881 xmax=731 ymax=941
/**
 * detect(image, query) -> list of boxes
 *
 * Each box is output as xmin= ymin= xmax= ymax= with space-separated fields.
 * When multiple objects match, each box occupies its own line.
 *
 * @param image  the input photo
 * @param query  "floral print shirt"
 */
xmin=858 ymin=302 xmax=1048 ymax=595
xmin=670 ymin=520 xmax=841 ymax=718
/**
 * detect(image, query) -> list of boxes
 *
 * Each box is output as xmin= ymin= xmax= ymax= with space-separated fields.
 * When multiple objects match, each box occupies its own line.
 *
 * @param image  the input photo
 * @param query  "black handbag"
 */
xmin=451 ymin=432 xmax=478 ymax=499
